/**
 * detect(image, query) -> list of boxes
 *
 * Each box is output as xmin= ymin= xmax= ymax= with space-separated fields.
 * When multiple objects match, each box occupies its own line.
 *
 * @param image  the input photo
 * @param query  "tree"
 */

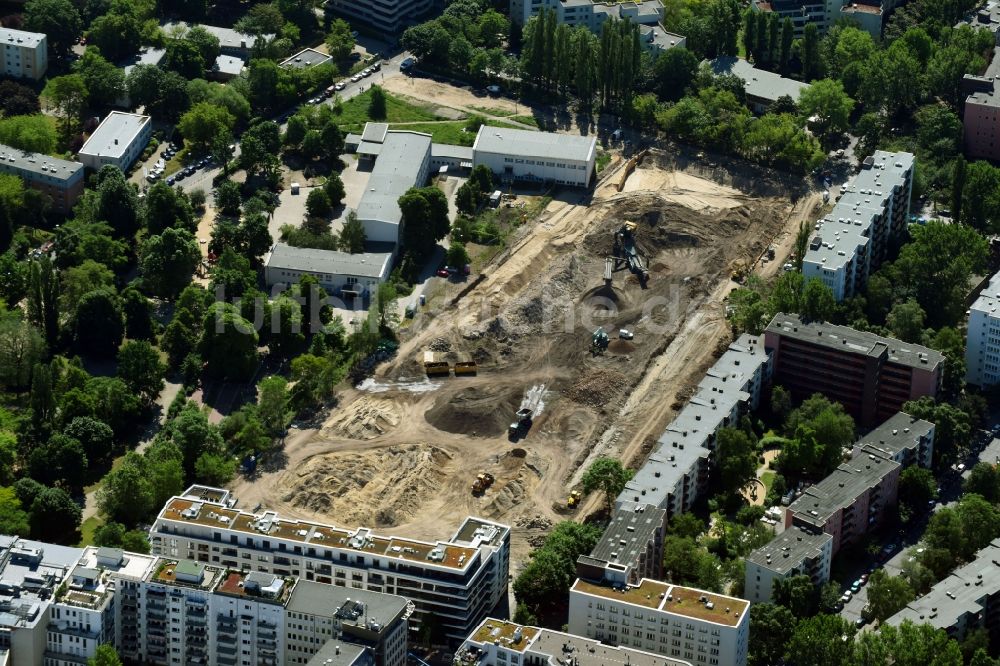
xmin=88 ymin=645 xmax=123 ymax=666
xmin=965 ymin=462 xmax=1000 ymax=503
xmin=87 ymin=5 xmax=142 ymax=62
xmin=325 ymin=173 xmax=346 ymax=207
xmin=65 ymin=415 xmax=114 ymax=463
xmin=368 ymin=85 xmax=388 ymax=120
xmin=784 ymin=614 xmax=854 ymax=666
xmin=41 ymin=74 xmax=87 ymax=139
xmin=200 ymin=302 xmax=259 ymax=381
xmin=960 ymin=161 xmax=1000 ymax=233
xmin=186 ymin=26 xmax=221 ymax=70
xmin=800 ymin=278 xmax=835 ymax=321
xmin=178 ymin=102 xmax=236 ymax=152
xmin=886 ymin=299 xmax=926 ymax=343
xmin=714 ymin=427 xmax=757 ymax=497
xmin=581 ymin=457 xmax=634 ymax=514
xmin=797 ymin=79 xmax=854 ymax=141
xmin=121 ymin=286 xmax=154 ymax=340
xmin=773 ymin=574 xmax=818 ymax=617
xmin=140 ymin=228 xmax=201 ymax=299
xmin=399 ymin=187 xmax=451 ymax=270
xmin=749 ymin=603 xmax=796 ymax=666
xmin=952 ymin=156 xmax=966 ymax=224
xmin=801 ymin=23 xmax=821 ymax=80
xmin=24 ymin=0 xmax=81 ymax=53
xmin=238 ymin=121 xmax=281 ymax=179
xmin=117 ymin=340 xmax=165 ymax=406
xmin=446 ymin=242 xmax=470 ymax=268
xmin=899 ymin=466 xmax=937 ymax=518
xmin=866 ymin=569 xmax=915 ymax=622
xmin=61 ymin=260 xmax=114 ymax=313
xmin=0 ymin=311 xmax=45 ymax=391
xmin=779 ymin=18 xmax=793 ymax=72
xmin=325 ymin=18 xmax=356 ymax=60
xmin=95 ymin=166 xmax=141 ymax=239
xmin=29 ymin=486 xmax=81 ymax=543
xmin=144 ymin=181 xmax=195 ymax=235
xmin=257 ymin=376 xmax=291 ymax=436
xmin=74 ymin=48 xmax=125 ymax=109
xmin=512 ymin=521 xmax=601 ymax=618
xmin=0 ymin=114 xmax=58 ymax=155
xmin=215 ymin=180 xmax=242 ymax=217
xmin=73 ymin=288 xmax=124 ymax=358
xmin=0 ymin=487 xmax=30 ymax=536
xmin=195 ymin=452 xmax=236 ymax=485
xmin=306 ymin=188 xmax=332 ymax=218
xmin=29 ymin=434 xmax=87 ymax=489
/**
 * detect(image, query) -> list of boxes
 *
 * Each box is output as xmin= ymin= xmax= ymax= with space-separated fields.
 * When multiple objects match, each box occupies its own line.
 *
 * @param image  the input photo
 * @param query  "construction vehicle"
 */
xmin=730 ymin=260 xmax=750 ymax=283
xmin=591 ymin=328 xmax=609 ymax=355
xmin=612 ymin=221 xmax=649 ymax=286
xmin=454 ymin=352 xmax=478 ymax=376
xmin=471 ymin=472 xmax=495 ymax=495
xmin=423 ymin=351 xmax=450 ymax=377
xmin=567 ymin=490 xmax=582 ymax=509
xmin=508 ymin=408 xmax=534 ymax=441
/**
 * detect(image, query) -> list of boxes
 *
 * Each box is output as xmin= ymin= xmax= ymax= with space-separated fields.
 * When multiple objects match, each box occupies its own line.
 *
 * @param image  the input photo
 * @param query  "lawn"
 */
xmin=77 ymin=515 xmax=102 ymax=547
xmin=334 ymin=89 xmax=443 ymax=127
xmin=512 ymin=115 xmax=539 ymax=127
xmin=471 ymin=105 xmax=514 ymax=117
xmin=761 ymin=471 xmax=776 ymax=495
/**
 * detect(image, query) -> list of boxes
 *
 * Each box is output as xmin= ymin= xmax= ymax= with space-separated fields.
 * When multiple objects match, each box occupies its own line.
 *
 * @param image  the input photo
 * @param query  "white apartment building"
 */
xmin=456 ymin=618 xmax=694 ymax=666
xmin=568 ymin=578 xmax=750 ymax=666
xmin=473 ymin=125 xmax=596 ymax=187
xmin=802 ymin=150 xmax=914 ymax=301
xmin=0 ymin=27 xmax=47 ymax=80
xmin=78 ymin=111 xmax=152 ymax=173
xmin=509 ymin=0 xmax=663 ymax=30
xmin=618 ymin=334 xmax=771 ymax=517
xmin=149 ymin=486 xmax=510 ymax=647
xmin=743 ymin=526 xmax=833 ymax=603
xmin=967 ymin=270 xmax=1000 ymax=387
xmin=326 ymin=0 xmax=433 ymax=33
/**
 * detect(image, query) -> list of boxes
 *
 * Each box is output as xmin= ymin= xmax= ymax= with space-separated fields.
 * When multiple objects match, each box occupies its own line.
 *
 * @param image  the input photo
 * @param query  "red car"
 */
xmin=435 ymin=269 xmax=449 ymax=278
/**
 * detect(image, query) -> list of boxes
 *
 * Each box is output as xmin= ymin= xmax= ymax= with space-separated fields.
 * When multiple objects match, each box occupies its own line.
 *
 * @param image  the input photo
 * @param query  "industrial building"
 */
xmin=0 ymin=27 xmax=47 ymax=80
xmin=472 ymin=125 xmax=596 ymax=187
xmin=966 ymin=269 xmax=1000 ymax=387
xmin=887 ymin=539 xmax=1000 ymax=641
xmin=576 ymin=502 xmax=666 ymax=586
xmin=801 ymin=151 xmax=914 ymax=300
xmin=325 ymin=0 xmax=433 ymax=33
xmin=707 ymin=57 xmax=811 ymax=113
xmin=618 ymin=333 xmax=772 ymax=517
xmin=149 ymin=485 xmax=510 ymax=647
xmin=456 ymin=618 xmax=695 ymax=666
xmin=764 ymin=313 xmax=942 ymax=427
xmin=355 ymin=127 xmax=433 ymax=244
xmin=78 ymin=111 xmax=152 ymax=173
xmin=568 ymin=577 xmax=750 ymax=666
xmin=0 ymin=144 xmax=84 ymax=213
xmin=744 ymin=526 xmax=833 ymax=603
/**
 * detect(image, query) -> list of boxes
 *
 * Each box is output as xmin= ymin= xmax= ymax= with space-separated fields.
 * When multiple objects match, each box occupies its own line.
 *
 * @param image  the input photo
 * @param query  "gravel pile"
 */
xmin=566 ymin=369 xmax=629 ymax=408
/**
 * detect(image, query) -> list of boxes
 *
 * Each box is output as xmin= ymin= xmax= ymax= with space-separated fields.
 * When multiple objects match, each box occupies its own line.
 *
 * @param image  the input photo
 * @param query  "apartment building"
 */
xmin=764 ymin=313 xmax=943 ymax=427
xmin=78 ymin=111 xmax=152 ymax=173
xmin=149 ymin=486 xmax=510 ymax=647
xmin=801 ymin=151 xmax=914 ymax=301
xmin=456 ymin=618 xmax=694 ymax=666
xmin=962 ymin=74 xmax=1000 ymax=162
xmin=852 ymin=411 xmax=935 ymax=469
xmin=568 ymin=578 xmax=750 ymax=666
xmin=786 ymin=454 xmax=901 ymax=556
xmin=966 ymin=269 xmax=1000 ymax=387
xmin=618 ymin=334 xmax=772 ymax=517
xmin=326 ymin=0 xmax=432 ymax=33
xmin=0 ymin=144 xmax=84 ymax=213
xmin=887 ymin=539 xmax=1000 ymax=641
xmin=576 ymin=503 xmax=667 ymax=587
xmin=0 ymin=27 xmax=47 ymax=80
xmin=263 ymin=243 xmax=394 ymax=299
xmin=744 ymin=526 xmax=833 ymax=603
xmin=751 ymin=0 xmax=899 ymax=37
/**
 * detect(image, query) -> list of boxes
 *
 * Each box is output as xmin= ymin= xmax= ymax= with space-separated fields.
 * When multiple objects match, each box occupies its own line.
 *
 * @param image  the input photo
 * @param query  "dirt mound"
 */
xmin=425 ymin=386 xmax=523 ymax=437
xmin=607 ymin=339 xmax=636 ymax=354
xmin=566 ymin=369 xmax=629 ymax=408
xmin=280 ymin=444 xmax=452 ymax=527
xmin=322 ymin=397 xmax=401 ymax=440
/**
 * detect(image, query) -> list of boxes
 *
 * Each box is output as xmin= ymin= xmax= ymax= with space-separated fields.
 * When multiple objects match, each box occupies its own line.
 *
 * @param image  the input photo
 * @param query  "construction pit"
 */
xmin=229 ymin=148 xmax=821 ymax=569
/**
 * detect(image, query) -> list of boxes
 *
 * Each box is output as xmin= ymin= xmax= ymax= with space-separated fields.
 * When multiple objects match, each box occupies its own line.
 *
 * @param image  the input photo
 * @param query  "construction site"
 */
xmin=229 ymin=147 xmax=821 ymax=570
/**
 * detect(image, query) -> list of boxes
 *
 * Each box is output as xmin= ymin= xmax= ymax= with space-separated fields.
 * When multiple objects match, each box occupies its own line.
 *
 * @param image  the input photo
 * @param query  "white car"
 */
xmin=619 ymin=329 xmax=634 ymax=340
xmin=351 ymin=74 xmax=362 ymax=82
xmin=334 ymin=82 xmax=346 ymax=91
xmin=486 ymin=84 xmax=501 ymax=94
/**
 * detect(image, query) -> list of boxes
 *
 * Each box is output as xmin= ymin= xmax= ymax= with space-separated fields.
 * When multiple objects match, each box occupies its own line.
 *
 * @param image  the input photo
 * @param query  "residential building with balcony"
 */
xmin=966 ymin=269 xmax=1000 ymax=387
xmin=751 ymin=0 xmax=900 ymax=37
xmin=785 ymin=454 xmax=901 ymax=556
xmin=852 ymin=411 xmax=935 ymax=469
xmin=743 ymin=526 xmax=833 ymax=603
xmin=618 ymin=334 xmax=772 ymax=517
xmin=325 ymin=0 xmax=433 ymax=34
xmin=0 ymin=27 xmax=47 ymax=80
xmin=456 ymin=618 xmax=694 ymax=666
xmin=764 ymin=313 xmax=943 ymax=427
xmin=576 ymin=503 xmax=666 ymax=587
xmin=568 ymin=578 xmax=750 ymax=666
xmin=0 ymin=145 xmax=84 ymax=213
xmin=149 ymin=486 xmax=510 ymax=647
xmin=801 ymin=151 xmax=914 ymax=301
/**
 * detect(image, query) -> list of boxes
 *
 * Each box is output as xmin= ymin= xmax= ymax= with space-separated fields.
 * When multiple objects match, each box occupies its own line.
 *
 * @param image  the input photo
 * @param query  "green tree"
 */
xmin=749 ymin=603 xmax=796 ymax=666
xmin=784 ymin=614 xmax=854 ymax=666
xmin=28 ymin=433 xmax=87 ymax=489
xmin=368 ymin=85 xmax=388 ymax=120
xmin=122 ymin=286 xmax=154 ymax=341
xmin=773 ymin=574 xmax=818 ymax=617
xmin=446 ymin=242 xmax=470 ymax=268
xmin=886 ymin=299 xmax=926 ymax=343
xmin=654 ymin=47 xmax=698 ymax=102
xmin=306 ymin=188 xmax=332 ymax=218
xmin=0 ymin=487 xmax=30 ymax=536
xmin=257 ymin=376 xmax=291 ymax=436
xmin=29 ymin=486 xmax=81 ymax=543
xmin=144 ymin=181 xmax=195 ymax=235
xmin=960 ymin=161 xmax=1000 ymax=233
xmin=965 ymin=462 xmax=1000 ymax=503
xmin=117 ymin=340 xmax=165 ymax=407
xmin=0 ymin=81 xmax=40 ymax=117
xmin=0 ymin=114 xmax=58 ymax=155
xmin=512 ymin=521 xmax=601 ymax=619
xmin=714 ymin=427 xmax=757 ymax=497
xmin=797 ymin=79 xmax=854 ymax=141
xmin=61 ymin=260 xmax=114 ymax=313
xmin=898 ymin=466 xmax=937 ymax=518
xmin=42 ymin=74 xmax=87 ymax=139
xmin=200 ymin=302 xmax=259 ymax=380
xmin=88 ymin=644 xmax=122 ymax=666
xmin=866 ymin=569 xmax=914 ymax=622
xmin=338 ymin=210 xmax=366 ymax=253
xmin=24 ymin=0 xmax=81 ymax=52
xmin=140 ymin=228 xmax=201 ymax=298
xmin=214 ymin=180 xmax=242 ymax=217
xmin=74 ymin=48 xmax=126 ymax=109
xmin=399 ymin=187 xmax=451 ymax=271
xmin=0 ymin=310 xmax=45 ymax=391
xmin=325 ymin=18 xmax=355 ymax=60
xmin=801 ymin=23 xmax=821 ymax=80
xmin=581 ymin=457 xmax=634 ymax=513
xmin=800 ymin=278 xmax=835 ymax=321
xmin=65 ymin=416 xmax=114 ymax=464
xmin=178 ymin=102 xmax=236 ymax=152
xmin=73 ymin=288 xmax=124 ymax=358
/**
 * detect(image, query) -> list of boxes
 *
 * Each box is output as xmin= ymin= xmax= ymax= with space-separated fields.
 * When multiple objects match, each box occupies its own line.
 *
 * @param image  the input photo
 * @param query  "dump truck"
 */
xmin=567 ymin=490 xmax=582 ymax=509
xmin=453 ymin=353 xmax=478 ymax=376
xmin=471 ymin=472 xmax=495 ymax=495
xmin=423 ymin=351 xmax=450 ymax=377
xmin=508 ymin=408 xmax=534 ymax=441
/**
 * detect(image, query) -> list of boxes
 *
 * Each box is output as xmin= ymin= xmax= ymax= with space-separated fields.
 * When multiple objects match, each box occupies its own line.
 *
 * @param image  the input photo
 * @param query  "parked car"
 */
xmin=166 ymin=176 xmax=176 ymax=185
xmin=855 ymin=617 xmax=867 ymax=629
xmin=850 ymin=580 xmax=861 ymax=593
xmin=840 ymin=591 xmax=852 ymax=602
xmin=435 ymin=269 xmax=450 ymax=278
xmin=619 ymin=329 xmax=634 ymax=340
xmin=859 ymin=574 xmax=868 ymax=585
xmin=486 ymin=84 xmax=501 ymax=94
xmin=371 ymin=61 xmax=381 ymax=71
xmin=334 ymin=82 xmax=346 ymax=91
xmin=351 ymin=74 xmax=362 ymax=82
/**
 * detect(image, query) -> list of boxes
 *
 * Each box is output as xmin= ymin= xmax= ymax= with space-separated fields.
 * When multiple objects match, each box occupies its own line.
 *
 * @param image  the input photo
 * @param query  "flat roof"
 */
xmin=708 ymin=56 xmax=810 ymax=103
xmin=766 ymin=313 xmax=944 ymax=372
xmin=589 ymin=503 xmax=666 ymax=567
xmin=286 ymin=580 xmax=407 ymax=627
xmin=473 ymin=126 xmax=596 ymax=163
xmin=213 ymin=54 xmax=245 ymax=76
xmin=746 ymin=525 xmax=832 ymax=574
xmin=265 ymin=243 xmax=393 ymax=280
xmin=572 ymin=579 xmax=749 ymax=626
xmin=0 ymin=144 xmax=83 ymax=183
xmin=307 ymin=640 xmax=367 ymax=666
xmin=79 ymin=112 xmax=150 ymax=161
xmin=431 ymin=143 xmax=474 ymax=160
xmin=280 ymin=48 xmax=333 ymax=69
xmin=162 ymin=21 xmax=271 ymax=51
xmin=971 ymin=269 xmax=1000 ymax=315
xmin=0 ymin=27 xmax=45 ymax=49
xmin=356 ymin=131 xmax=432 ymax=226
xmin=855 ymin=412 xmax=934 ymax=460
xmin=789 ymin=455 xmax=900 ymax=527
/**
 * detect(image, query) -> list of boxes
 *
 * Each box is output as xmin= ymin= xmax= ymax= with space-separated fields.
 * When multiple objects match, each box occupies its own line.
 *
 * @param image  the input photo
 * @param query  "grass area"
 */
xmin=334 ymin=88 xmax=443 ymax=127
xmin=761 ymin=471 xmax=776 ymax=495
xmin=383 ymin=119 xmax=526 ymax=146
xmin=77 ymin=516 xmax=102 ymax=547
xmin=596 ymin=150 xmax=612 ymax=173
xmin=471 ymin=106 xmax=515 ymax=117
xmin=512 ymin=115 xmax=539 ymax=127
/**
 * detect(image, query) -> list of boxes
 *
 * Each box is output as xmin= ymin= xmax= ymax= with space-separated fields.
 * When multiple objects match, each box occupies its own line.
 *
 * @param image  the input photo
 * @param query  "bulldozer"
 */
xmin=567 ymin=490 xmax=582 ymax=509
xmin=591 ymin=328 xmax=609 ymax=355
xmin=730 ymin=260 xmax=750 ymax=284
xmin=471 ymin=472 xmax=495 ymax=496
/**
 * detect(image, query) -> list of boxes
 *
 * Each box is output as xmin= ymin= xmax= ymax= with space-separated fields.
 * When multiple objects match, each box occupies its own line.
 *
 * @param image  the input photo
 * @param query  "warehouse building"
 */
xmin=78 ymin=111 xmax=152 ymax=173
xmin=0 ymin=27 xmax=47 ymax=80
xmin=472 ymin=125 xmax=596 ymax=187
